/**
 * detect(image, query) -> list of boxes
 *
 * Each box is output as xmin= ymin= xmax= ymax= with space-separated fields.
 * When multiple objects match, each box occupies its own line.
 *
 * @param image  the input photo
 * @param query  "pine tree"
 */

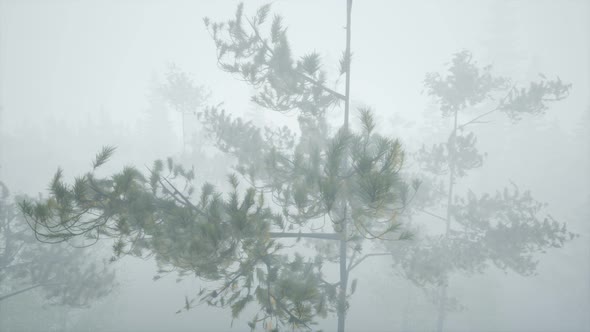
xmin=388 ymin=50 xmax=575 ymax=331
xmin=139 ymin=74 xmax=179 ymax=159
xmin=0 ymin=181 xmax=115 ymax=306
xmin=18 ymin=3 xmax=576 ymax=332
xmin=21 ymin=2 xmax=419 ymax=331
xmin=159 ymin=65 xmax=209 ymax=156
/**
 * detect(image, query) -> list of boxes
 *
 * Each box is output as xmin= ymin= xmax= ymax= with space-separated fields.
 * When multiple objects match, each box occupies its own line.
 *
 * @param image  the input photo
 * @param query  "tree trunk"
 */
xmin=337 ymin=1 xmax=353 ymax=331
xmin=337 ymin=229 xmax=349 ymax=332
xmin=436 ymin=109 xmax=458 ymax=332
xmin=181 ymin=110 xmax=186 ymax=155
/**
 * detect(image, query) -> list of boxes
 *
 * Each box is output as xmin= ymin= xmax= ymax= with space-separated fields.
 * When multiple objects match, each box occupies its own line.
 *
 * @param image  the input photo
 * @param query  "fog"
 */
xmin=0 ymin=1 xmax=589 ymax=331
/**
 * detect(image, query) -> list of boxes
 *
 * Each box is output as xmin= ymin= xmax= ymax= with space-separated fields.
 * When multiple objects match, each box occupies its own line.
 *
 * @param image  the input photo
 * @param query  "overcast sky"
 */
xmin=0 ymin=1 xmax=589 ymax=331
xmin=1 ymin=0 xmax=588 ymax=133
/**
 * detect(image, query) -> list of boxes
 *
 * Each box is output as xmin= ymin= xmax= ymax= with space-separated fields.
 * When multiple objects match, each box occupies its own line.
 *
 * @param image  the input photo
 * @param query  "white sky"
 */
xmin=0 ymin=1 xmax=589 ymax=331
xmin=1 ymin=0 xmax=587 ymax=133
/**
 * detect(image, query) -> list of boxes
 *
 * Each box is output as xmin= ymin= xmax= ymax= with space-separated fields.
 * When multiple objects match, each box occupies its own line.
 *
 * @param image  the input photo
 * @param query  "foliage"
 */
xmin=0 ymin=181 xmax=115 ymax=307
xmin=159 ymin=65 xmax=209 ymax=115
xmin=20 ymin=3 xmax=576 ymax=331
xmin=205 ymin=2 xmax=340 ymax=116
xmin=389 ymin=50 xmax=575 ymax=330
xmin=20 ymin=109 xmax=413 ymax=329
xmin=21 ymin=3 xmax=420 ymax=331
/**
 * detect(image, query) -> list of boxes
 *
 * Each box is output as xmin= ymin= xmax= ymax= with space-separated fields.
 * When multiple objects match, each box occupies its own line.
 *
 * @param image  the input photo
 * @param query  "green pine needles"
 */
xmin=19 ymin=2 xmax=576 ymax=332
xmin=21 ymin=3 xmax=420 ymax=331
xmin=390 ymin=50 xmax=575 ymax=332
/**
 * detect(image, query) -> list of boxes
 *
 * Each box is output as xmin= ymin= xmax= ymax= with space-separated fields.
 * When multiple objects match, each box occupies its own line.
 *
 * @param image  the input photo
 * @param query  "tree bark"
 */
xmin=436 ymin=109 xmax=458 ymax=332
xmin=338 ymin=1 xmax=353 ymax=331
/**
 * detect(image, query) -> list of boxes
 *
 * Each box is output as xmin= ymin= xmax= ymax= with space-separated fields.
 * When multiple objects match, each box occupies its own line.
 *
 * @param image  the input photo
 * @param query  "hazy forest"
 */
xmin=1 ymin=1 xmax=589 ymax=331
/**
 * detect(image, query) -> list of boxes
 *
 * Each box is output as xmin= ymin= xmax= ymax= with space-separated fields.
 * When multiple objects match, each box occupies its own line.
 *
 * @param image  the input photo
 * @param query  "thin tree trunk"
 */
xmin=401 ymin=285 xmax=413 ymax=331
xmin=437 ymin=109 xmax=458 ymax=332
xmin=342 ymin=0 xmax=352 ymax=131
xmin=436 ymin=285 xmax=448 ymax=332
xmin=337 ymin=204 xmax=349 ymax=332
xmin=181 ymin=110 xmax=186 ymax=155
xmin=337 ymin=1 xmax=353 ymax=332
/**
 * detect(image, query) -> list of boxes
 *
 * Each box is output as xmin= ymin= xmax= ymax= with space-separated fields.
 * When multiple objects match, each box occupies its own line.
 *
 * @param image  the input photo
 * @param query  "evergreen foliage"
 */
xmin=18 ymin=3 xmax=576 ymax=332
xmin=389 ymin=50 xmax=575 ymax=331
xmin=21 ymin=3 xmax=420 ymax=331
xmin=0 ymin=181 xmax=115 ymax=306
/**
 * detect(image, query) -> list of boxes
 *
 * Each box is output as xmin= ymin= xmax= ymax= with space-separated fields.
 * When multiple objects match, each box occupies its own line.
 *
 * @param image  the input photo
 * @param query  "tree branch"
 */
xmin=458 ymin=107 xmax=498 ymax=130
xmin=270 ymin=292 xmax=312 ymax=331
xmin=0 ymin=283 xmax=60 ymax=302
xmin=418 ymin=209 xmax=448 ymax=222
xmin=246 ymin=18 xmax=345 ymax=101
xmin=458 ymin=84 xmax=516 ymax=130
xmin=146 ymin=166 xmax=207 ymax=218
xmin=268 ymin=232 xmax=339 ymax=240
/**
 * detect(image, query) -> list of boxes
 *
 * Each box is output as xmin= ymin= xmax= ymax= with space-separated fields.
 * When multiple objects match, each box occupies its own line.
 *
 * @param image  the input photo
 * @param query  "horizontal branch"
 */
xmin=458 ymin=107 xmax=498 ymax=130
xmin=295 ymin=71 xmax=346 ymax=100
xmin=269 ymin=232 xmax=340 ymax=241
xmin=348 ymin=252 xmax=394 ymax=272
xmin=458 ymin=84 xmax=516 ymax=130
xmin=0 ymin=283 xmax=60 ymax=302
xmin=418 ymin=209 xmax=448 ymax=222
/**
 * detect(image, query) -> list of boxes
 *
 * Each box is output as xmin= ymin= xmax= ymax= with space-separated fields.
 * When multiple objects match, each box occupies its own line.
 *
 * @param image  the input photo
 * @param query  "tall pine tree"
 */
xmin=389 ymin=50 xmax=575 ymax=331
xmin=19 ymin=2 xmax=575 ymax=331
xmin=21 ymin=2 xmax=419 ymax=331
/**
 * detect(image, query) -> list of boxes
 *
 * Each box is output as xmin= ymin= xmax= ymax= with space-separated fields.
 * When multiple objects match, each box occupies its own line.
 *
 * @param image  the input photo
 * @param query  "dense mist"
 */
xmin=1 ymin=1 xmax=588 ymax=331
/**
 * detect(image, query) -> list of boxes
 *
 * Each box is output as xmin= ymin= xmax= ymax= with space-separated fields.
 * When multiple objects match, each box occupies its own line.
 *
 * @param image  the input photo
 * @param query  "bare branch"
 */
xmin=268 ymin=232 xmax=339 ymax=240
xmin=418 ymin=209 xmax=448 ymax=222
xmin=348 ymin=253 xmax=394 ymax=272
